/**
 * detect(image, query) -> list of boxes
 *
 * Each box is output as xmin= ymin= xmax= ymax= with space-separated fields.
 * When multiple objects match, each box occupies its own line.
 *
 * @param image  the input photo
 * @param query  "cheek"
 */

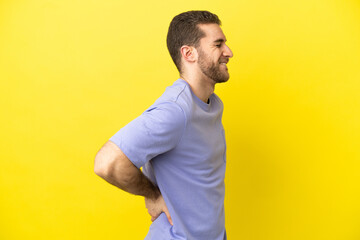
xmin=216 ymin=51 xmax=223 ymax=60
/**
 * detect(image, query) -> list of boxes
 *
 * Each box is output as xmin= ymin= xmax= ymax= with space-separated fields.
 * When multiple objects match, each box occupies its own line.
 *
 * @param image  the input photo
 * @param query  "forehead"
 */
xmin=198 ymin=23 xmax=227 ymax=43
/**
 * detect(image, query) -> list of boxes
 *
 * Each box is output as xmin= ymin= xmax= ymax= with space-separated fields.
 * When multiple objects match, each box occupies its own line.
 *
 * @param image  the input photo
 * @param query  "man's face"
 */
xmin=196 ymin=24 xmax=233 ymax=83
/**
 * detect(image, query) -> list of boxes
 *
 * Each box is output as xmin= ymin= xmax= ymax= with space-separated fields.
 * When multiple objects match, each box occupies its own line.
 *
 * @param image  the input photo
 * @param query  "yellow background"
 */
xmin=1 ymin=0 xmax=359 ymax=239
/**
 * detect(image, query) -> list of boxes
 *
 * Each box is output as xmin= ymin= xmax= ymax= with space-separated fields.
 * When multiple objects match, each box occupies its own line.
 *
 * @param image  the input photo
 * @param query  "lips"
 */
xmin=219 ymin=58 xmax=229 ymax=65
xmin=219 ymin=62 xmax=228 ymax=71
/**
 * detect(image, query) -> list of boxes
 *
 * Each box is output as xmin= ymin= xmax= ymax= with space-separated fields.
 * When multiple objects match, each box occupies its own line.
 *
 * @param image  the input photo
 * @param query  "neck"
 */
xmin=180 ymin=73 xmax=215 ymax=103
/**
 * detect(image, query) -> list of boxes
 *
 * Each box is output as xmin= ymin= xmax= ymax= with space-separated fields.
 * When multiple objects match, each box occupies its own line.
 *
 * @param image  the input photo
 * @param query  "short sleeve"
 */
xmin=109 ymin=102 xmax=186 ymax=168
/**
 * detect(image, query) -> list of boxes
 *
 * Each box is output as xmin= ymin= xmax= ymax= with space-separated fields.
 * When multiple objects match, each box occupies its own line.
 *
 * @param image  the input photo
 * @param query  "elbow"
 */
xmin=93 ymin=141 xmax=135 ymax=189
xmin=94 ymin=162 xmax=105 ymax=178
xmin=94 ymin=159 xmax=104 ymax=178
xmin=94 ymin=150 xmax=112 ymax=179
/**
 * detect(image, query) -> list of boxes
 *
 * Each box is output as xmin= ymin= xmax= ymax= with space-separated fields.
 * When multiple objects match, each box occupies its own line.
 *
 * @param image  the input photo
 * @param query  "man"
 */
xmin=94 ymin=10 xmax=233 ymax=240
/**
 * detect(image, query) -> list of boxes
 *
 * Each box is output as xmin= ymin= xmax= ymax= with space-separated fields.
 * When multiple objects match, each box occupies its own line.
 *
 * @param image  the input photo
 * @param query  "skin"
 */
xmin=180 ymin=23 xmax=233 ymax=103
xmin=94 ymin=23 xmax=232 ymax=226
xmin=94 ymin=140 xmax=172 ymax=224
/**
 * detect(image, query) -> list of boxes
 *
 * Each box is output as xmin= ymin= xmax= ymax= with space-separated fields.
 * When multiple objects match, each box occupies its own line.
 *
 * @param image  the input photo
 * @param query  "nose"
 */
xmin=223 ymin=44 xmax=233 ymax=58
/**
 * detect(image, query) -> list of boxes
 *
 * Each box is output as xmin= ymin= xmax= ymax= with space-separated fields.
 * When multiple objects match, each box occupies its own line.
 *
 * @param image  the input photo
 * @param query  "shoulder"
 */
xmin=154 ymin=79 xmax=189 ymax=104
xmin=151 ymin=79 xmax=193 ymax=120
xmin=144 ymin=101 xmax=185 ymax=124
xmin=140 ymin=101 xmax=187 ymax=138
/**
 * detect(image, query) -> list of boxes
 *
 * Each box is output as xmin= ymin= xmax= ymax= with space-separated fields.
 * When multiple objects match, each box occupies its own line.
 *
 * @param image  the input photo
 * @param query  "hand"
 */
xmin=145 ymin=193 xmax=173 ymax=225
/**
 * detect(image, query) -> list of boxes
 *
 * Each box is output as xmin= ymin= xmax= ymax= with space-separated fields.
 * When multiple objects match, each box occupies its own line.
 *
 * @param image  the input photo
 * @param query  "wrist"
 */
xmin=148 ymin=185 xmax=161 ymax=200
xmin=140 ymin=174 xmax=161 ymax=200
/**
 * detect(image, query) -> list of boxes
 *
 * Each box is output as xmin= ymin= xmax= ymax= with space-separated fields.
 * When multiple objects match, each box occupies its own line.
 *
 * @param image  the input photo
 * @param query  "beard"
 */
xmin=197 ymin=48 xmax=230 ymax=83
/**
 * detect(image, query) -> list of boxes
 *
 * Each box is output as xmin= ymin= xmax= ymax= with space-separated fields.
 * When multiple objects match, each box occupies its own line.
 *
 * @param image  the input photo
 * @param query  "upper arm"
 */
xmin=94 ymin=140 xmax=136 ymax=177
xmin=109 ymin=102 xmax=186 ymax=168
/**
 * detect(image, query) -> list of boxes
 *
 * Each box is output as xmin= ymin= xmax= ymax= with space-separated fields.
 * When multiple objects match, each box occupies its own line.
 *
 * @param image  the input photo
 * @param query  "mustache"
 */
xmin=219 ymin=58 xmax=229 ymax=64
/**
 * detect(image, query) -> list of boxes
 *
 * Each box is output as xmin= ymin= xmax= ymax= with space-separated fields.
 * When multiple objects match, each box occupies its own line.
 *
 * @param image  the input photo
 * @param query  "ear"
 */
xmin=180 ymin=45 xmax=198 ymax=63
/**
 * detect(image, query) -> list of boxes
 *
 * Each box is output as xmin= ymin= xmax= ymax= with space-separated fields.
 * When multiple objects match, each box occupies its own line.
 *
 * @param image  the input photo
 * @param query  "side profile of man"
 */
xmin=94 ymin=10 xmax=233 ymax=240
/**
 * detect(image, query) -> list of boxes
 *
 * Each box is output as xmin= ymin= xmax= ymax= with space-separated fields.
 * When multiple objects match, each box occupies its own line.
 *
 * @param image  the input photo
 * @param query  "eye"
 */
xmin=215 ymin=44 xmax=221 ymax=48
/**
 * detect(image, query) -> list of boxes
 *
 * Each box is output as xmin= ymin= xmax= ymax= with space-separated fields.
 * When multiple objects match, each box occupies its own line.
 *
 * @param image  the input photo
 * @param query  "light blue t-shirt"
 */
xmin=110 ymin=79 xmax=227 ymax=240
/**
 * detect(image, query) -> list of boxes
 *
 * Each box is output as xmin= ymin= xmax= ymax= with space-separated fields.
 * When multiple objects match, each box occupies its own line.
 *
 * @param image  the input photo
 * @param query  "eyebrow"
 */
xmin=213 ymin=38 xmax=227 ymax=43
xmin=214 ymin=38 xmax=226 ymax=43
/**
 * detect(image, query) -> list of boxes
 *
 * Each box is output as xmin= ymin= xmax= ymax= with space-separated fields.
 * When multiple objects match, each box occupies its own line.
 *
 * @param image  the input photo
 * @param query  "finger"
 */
xmin=164 ymin=210 xmax=173 ymax=226
xmin=151 ymin=212 xmax=160 ymax=222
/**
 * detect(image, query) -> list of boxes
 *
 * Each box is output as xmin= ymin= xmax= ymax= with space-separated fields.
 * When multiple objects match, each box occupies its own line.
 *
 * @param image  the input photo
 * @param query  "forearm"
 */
xmin=103 ymin=163 xmax=160 ymax=200
xmin=94 ymin=141 xmax=160 ymax=200
xmin=94 ymin=141 xmax=172 ymax=225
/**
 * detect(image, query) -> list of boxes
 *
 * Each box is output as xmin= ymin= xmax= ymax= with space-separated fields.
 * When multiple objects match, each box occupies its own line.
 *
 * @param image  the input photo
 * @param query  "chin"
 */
xmin=215 ymin=73 xmax=230 ymax=83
